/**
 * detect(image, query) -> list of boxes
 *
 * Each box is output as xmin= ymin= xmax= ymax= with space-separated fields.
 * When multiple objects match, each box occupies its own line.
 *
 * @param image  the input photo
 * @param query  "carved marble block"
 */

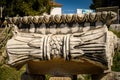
xmin=6 ymin=11 xmax=118 ymax=75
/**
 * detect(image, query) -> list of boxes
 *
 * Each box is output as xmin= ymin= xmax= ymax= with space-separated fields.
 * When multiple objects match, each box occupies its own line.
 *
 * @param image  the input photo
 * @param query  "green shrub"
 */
xmin=0 ymin=65 xmax=25 ymax=80
xmin=109 ymin=27 xmax=120 ymax=71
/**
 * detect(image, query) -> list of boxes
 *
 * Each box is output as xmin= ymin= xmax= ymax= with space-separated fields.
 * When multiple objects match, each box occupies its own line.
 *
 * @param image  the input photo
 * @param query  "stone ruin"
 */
xmin=6 ymin=11 xmax=119 ymax=80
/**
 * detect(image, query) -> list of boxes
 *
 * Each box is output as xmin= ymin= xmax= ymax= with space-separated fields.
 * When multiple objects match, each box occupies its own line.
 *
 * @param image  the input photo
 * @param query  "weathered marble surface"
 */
xmin=6 ymin=11 xmax=118 ymax=75
xmin=7 ymin=26 xmax=108 ymax=66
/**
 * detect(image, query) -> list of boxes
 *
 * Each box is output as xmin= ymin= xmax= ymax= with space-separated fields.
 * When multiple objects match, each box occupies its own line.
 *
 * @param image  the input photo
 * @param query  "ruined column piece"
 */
xmin=6 ymin=11 xmax=118 ymax=75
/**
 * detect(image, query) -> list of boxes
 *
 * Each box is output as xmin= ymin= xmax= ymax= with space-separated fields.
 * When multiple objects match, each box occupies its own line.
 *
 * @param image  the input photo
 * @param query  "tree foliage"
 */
xmin=90 ymin=0 xmax=120 ymax=9
xmin=0 ymin=0 xmax=51 ymax=17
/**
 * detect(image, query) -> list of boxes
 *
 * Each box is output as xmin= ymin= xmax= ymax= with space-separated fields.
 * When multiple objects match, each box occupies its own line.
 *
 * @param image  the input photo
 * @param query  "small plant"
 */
xmin=0 ymin=65 xmax=25 ymax=80
xmin=109 ymin=27 xmax=120 ymax=72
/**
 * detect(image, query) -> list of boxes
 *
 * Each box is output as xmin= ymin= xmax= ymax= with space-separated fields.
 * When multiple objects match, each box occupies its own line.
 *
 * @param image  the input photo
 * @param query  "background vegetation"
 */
xmin=0 ymin=0 xmax=51 ymax=17
xmin=0 ymin=64 xmax=25 ymax=80
xmin=0 ymin=0 xmax=120 ymax=80
xmin=90 ymin=0 xmax=120 ymax=9
xmin=109 ymin=28 xmax=120 ymax=71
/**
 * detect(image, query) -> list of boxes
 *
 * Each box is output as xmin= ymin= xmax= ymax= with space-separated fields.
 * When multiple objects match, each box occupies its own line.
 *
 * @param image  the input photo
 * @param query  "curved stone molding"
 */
xmin=101 ymin=11 xmax=108 ymax=21
xmin=66 ymin=14 xmax=73 ymax=23
xmin=28 ymin=16 xmax=33 ymax=24
xmin=76 ymin=14 xmax=86 ymax=22
xmin=7 ymin=11 xmax=117 ymax=24
xmin=89 ymin=13 xmax=97 ymax=22
xmin=22 ymin=16 xmax=29 ymax=24
xmin=32 ymin=16 xmax=39 ymax=24
xmin=42 ymin=15 xmax=51 ymax=23
xmin=53 ymin=15 xmax=62 ymax=23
